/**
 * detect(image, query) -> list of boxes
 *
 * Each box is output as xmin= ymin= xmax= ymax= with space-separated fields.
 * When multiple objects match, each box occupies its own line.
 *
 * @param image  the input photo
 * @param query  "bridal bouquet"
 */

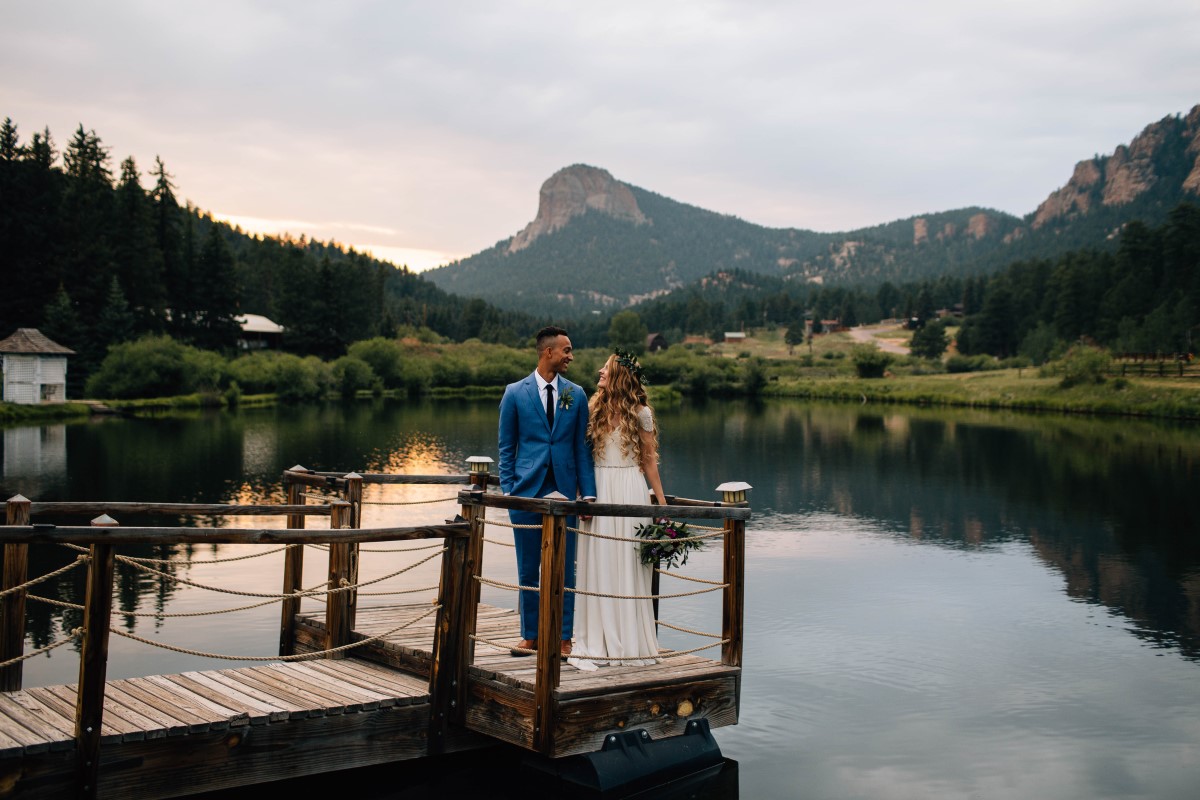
xmin=635 ymin=517 xmax=704 ymax=569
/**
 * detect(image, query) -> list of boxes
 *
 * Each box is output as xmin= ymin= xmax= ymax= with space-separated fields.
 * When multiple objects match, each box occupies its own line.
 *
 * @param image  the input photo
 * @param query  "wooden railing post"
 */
xmin=715 ymin=482 xmax=750 ymax=672
xmin=532 ymin=506 xmax=566 ymax=755
xmin=428 ymin=522 xmax=472 ymax=753
xmin=2 ymin=495 xmax=32 ymax=691
xmin=343 ymin=473 xmax=363 ymax=632
xmin=279 ymin=469 xmax=307 ymax=656
xmin=464 ymin=457 xmax=492 ymax=626
xmin=76 ymin=514 xmax=117 ymax=800
xmin=325 ymin=500 xmax=352 ymax=658
xmin=721 ymin=516 xmax=745 ymax=670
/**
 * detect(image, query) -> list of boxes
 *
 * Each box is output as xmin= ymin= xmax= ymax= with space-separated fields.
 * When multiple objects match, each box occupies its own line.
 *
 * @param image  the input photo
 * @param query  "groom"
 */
xmin=498 ymin=326 xmax=596 ymax=657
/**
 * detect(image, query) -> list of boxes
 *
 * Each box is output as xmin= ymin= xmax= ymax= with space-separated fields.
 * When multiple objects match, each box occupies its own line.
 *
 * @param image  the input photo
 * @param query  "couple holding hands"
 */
xmin=498 ymin=326 xmax=663 ymax=670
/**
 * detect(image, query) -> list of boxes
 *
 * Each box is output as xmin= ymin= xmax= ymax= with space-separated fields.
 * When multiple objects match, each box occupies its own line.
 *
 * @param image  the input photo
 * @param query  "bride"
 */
xmin=569 ymin=349 xmax=664 ymax=671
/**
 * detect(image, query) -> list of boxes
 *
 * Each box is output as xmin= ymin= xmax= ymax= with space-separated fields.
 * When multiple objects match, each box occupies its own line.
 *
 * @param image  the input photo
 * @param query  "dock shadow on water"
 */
xmin=191 ymin=747 xmax=739 ymax=800
xmin=3 ymin=397 xmax=1199 ymax=798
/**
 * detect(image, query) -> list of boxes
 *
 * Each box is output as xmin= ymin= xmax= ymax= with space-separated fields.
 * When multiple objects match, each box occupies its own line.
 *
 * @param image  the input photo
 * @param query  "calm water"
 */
xmin=2 ymin=399 xmax=1199 ymax=799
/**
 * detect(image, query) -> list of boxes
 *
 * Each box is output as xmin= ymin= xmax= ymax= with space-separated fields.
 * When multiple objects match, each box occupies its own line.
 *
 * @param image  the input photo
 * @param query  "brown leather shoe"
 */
xmin=510 ymin=638 xmax=537 ymax=657
xmin=560 ymin=640 xmax=573 ymax=657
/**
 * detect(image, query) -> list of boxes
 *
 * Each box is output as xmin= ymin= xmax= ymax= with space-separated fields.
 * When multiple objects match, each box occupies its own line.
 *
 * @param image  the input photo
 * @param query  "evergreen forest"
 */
xmin=0 ymin=118 xmax=542 ymax=392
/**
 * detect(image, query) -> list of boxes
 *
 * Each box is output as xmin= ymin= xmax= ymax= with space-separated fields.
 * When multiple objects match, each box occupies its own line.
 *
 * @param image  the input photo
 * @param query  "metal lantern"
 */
xmin=715 ymin=481 xmax=752 ymax=504
xmin=466 ymin=456 xmax=494 ymax=475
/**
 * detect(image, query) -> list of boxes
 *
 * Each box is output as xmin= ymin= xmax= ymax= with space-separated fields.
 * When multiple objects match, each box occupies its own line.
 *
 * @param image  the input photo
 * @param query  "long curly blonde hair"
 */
xmin=588 ymin=353 xmax=658 ymax=467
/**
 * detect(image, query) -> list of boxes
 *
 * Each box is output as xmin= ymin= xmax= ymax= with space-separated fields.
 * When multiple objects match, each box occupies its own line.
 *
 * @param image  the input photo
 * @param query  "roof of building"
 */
xmin=236 ymin=314 xmax=285 ymax=334
xmin=0 ymin=328 xmax=75 ymax=355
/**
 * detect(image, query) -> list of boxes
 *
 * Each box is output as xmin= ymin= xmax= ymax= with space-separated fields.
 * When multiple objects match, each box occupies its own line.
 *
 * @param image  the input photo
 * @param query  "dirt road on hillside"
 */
xmin=848 ymin=324 xmax=910 ymax=355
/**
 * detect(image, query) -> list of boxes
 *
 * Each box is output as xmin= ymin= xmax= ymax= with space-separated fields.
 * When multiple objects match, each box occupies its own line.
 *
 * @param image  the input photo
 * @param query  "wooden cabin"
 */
xmin=0 ymin=329 xmax=74 ymax=404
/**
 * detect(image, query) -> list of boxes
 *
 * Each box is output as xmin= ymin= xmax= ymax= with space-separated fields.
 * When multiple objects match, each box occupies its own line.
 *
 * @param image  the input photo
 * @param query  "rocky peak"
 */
xmin=1032 ymin=104 xmax=1200 ymax=230
xmin=507 ymin=164 xmax=646 ymax=253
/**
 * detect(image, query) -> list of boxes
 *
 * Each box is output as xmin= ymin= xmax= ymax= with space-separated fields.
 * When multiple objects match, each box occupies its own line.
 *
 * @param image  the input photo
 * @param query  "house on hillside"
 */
xmin=646 ymin=332 xmax=668 ymax=353
xmin=724 ymin=331 xmax=747 ymax=343
xmin=0 ymin=328 xmax=75 ymax=404
xmin=236 ymin=314 xmax=285 ymax=350
xmin=820 ymin=319 xmax=844 ymax=334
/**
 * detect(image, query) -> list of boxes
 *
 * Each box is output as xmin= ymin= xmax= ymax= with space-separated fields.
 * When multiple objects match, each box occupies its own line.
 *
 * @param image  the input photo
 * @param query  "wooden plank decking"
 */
xmin=0 ymin=659 xmax=461 ymax=798
xmin=296 ymin=603 xmax=742 ymax=758
xmin=0 ymin=602 xmax=739 ymax=796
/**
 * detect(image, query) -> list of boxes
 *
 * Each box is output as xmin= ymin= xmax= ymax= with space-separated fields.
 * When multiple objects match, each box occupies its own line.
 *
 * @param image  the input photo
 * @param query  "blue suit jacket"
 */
xmin=498 ymin=372 xmax=597 ymax=501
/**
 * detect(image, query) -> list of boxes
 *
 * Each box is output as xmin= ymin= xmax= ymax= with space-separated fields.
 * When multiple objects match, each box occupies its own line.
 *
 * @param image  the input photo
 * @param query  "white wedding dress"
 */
xmin=569 ymin=406 xmax=660 ymax=671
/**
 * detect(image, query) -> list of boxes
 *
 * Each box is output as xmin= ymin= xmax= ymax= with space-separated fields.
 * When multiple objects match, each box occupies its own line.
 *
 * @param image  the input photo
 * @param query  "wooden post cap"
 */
xmin=715 ymin=481 xmax=752 ymax=504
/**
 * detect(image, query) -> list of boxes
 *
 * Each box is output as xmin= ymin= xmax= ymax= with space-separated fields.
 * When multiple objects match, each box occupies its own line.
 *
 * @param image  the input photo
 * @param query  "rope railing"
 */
xmin=109 ymin=604 xmax=442 ymax=663
xmin=361 ymin=496 xmax=459 ymax=506
xmin=115 ymin=545 xmax=294 ymax=565
xmin=567 ymin=523 xmax=728 ymax=544
xmin=474 ymin=574 xmax=727 ymax=601
xmin=0 ymin=554 xmax=89 ymax=598
xmin=471 ymin=633 xmax=728 ymax=662
xmin=0 ymin=628 xmax=83 ymax=669
xmin=112 ymin=546 xmax=447 ymax=600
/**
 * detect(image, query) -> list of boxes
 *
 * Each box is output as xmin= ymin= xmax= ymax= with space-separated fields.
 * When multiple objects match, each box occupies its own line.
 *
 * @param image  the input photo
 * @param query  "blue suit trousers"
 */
xmin=510 ymin=470 xmax=577 ymax=641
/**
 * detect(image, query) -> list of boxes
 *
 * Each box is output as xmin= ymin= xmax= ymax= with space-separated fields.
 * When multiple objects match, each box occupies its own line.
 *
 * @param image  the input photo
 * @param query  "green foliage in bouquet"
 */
xmin=635 ymin=518 xmax=704 ymax=569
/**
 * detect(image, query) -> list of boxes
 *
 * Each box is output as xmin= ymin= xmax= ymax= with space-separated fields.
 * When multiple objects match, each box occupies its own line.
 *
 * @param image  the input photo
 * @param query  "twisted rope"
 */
xmin=568 ymin=524 xmax=728 ymax=544
xmin=0 ymin=555 xmax=89 ymax=598
xmin=654 ymin=569 xmax=726 ymax=585
xmin=0 ymin=628 xmax=82 ymax=668
xmin=656 ymin=620 xmax=723 ymax=638
xmin=118 ymin=545 xmax=293 ymax=566
xmin=307 ymin=542 xmax=445 ymax=553
xmin=109 ymin=604 xmax=441 ymax=662
xmin=571 ymin=584 xmax=725 ymax=600
xmin=474 ymin=575 xmax=726 ymax=600
xmin=483 ymin=537 xmax=516 ymax=547
xmin=354 ymin=585 xmax=439 ymax=597
xmin=361 ymin=496 xmax=458 ymax=506
xmin=482 ymin=518 xmax=540 ymax=530
xmin=115 ymin=547 xmax=446 ymax=599
xmin=470 ymin=634 xmax=728 ymax=661
xmin=27 ymin=575 xmax=334 ymax=617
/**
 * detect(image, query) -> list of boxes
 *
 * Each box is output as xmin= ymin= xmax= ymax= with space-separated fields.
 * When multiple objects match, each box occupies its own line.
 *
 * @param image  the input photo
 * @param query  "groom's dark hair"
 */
xmin=536 ymin=326 xmax=569 ymax=353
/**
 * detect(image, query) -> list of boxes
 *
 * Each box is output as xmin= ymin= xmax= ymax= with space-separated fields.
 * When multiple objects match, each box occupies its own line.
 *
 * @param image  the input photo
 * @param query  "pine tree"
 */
xmin=193 ymin=224 xmax=242 ymax=351
xmin=0 ymin=118 xmax=18 ymax=162
xmin=96 ymin=276 xmax=137 ymax=346
xmin=152 ymin=156 xmax=188 ymax=336
xmin=115 ymin=156 xmax=166 ymax=331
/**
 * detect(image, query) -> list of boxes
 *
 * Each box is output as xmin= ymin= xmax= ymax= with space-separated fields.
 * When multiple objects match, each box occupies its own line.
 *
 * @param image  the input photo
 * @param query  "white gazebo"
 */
xmin=0 ymin=328 xmax=75 ymax=404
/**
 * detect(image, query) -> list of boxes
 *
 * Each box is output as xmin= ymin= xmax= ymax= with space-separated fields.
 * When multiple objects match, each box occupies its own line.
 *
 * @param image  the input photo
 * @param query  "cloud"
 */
xmin=2 ymin=0 xmax=1198 ymax=258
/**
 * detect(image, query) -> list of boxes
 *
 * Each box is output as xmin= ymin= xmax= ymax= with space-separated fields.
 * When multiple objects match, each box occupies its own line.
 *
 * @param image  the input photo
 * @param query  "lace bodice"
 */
xmin=592 ymin=406 xmax=653 ymax=468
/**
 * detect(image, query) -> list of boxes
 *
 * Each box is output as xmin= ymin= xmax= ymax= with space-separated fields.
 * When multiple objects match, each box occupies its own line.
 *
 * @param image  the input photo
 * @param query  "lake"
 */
xmin=2 ymin=398 xmax=1198 ymax=799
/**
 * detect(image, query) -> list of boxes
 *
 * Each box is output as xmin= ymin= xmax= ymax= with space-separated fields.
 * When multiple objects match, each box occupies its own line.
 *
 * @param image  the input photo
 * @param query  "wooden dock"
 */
xmin=0 ymin=466 xmax=749 ymax=797
xmin=0 ymin=659 xmax=438 ymax=798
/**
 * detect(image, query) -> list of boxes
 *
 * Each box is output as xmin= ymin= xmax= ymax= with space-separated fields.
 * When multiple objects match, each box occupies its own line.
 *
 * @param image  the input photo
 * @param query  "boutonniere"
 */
xmin=558 ymin=387 xmax=575 ymax=411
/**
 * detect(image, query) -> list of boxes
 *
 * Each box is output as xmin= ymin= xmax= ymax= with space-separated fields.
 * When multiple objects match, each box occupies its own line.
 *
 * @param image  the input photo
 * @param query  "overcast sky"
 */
xmin=3 ymin=1 xmax=1199 ymax=272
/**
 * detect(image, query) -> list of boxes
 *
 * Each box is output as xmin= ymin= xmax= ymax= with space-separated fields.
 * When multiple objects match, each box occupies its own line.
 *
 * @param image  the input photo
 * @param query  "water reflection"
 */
xmin=661 ymin=402 xmax=1200 ymax=660
xmin=4 ymin=399 xmax=1197 ymax=667
xmin=3 ymin=398 xmax=1200 ymax=797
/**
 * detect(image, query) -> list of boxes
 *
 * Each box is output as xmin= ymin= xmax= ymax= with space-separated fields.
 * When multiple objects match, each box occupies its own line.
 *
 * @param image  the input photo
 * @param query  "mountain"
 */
xmin=424 ymin=105 xmax=1200 ymax=315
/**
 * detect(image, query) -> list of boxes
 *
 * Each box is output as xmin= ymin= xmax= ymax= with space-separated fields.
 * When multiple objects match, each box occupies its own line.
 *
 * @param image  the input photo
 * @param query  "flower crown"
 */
xmin=613 ymin=348 xmax=648 ymax=386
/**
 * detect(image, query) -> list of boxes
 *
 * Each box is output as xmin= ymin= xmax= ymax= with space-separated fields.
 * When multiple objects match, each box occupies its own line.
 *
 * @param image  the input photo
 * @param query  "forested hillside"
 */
xmin=0 ymin=118 xmax=540 ymax=388
xmin=630 ymin=203 xmax=1200 ymax=360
